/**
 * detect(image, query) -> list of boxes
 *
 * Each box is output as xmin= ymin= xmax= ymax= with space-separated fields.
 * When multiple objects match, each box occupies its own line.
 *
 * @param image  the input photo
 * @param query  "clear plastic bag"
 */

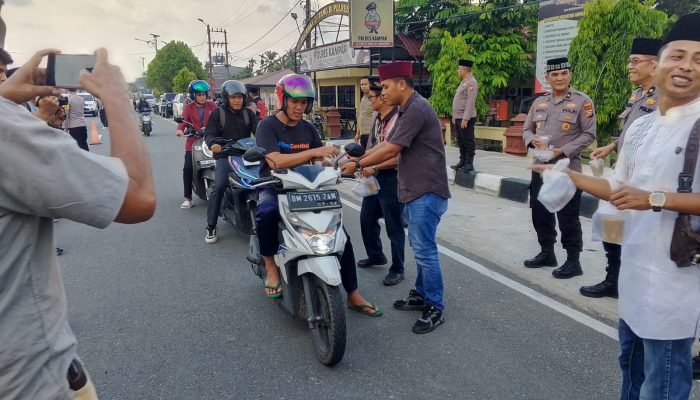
xmin=351 ymin=175 xmax=380 ymax=198
xmin=591 ymin=202 xmax=628 ymax=244
xmin=537 ymin=158 xmax=576 ymax=213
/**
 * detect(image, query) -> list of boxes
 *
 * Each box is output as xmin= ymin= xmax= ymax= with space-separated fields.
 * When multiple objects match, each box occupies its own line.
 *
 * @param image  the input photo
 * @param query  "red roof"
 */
xmin=396 ymin=33 xmax=423 ymax=58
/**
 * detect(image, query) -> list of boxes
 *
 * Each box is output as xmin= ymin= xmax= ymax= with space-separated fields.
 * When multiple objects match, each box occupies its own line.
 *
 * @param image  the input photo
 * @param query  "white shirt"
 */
xmin=611 ymin=98 xmax=700 ymax=340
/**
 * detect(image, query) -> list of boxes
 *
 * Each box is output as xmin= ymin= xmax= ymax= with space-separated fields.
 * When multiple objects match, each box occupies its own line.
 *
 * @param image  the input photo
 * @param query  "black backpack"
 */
xmin=218 ymin=106 xmax=256 ymax=135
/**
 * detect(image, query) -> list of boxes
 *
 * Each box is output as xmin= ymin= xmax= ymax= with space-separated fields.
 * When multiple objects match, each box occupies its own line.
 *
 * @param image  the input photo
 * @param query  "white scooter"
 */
xmin=243 ymin=143 xmax=364 ymax=366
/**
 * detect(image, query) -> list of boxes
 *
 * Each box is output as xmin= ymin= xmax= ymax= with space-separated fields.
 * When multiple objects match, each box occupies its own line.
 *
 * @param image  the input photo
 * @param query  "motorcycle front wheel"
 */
xmin=308 ymin=275 xmax=346 ymax=366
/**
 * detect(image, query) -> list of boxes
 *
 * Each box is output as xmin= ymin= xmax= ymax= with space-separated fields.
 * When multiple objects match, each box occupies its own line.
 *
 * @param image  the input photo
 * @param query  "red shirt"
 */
xmin=177 ymin=100 xmax=217 ymax=151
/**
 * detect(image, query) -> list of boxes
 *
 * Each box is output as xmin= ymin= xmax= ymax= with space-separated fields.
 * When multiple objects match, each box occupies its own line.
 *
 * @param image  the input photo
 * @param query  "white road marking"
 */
xmin=340 ymin=197 xmax=619 ymax=341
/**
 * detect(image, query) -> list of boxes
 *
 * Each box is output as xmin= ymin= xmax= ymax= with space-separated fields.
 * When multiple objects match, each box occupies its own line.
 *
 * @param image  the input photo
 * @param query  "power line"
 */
xmin=217 ymin=0 xmax=253 ymax=27
xmin=223 ymin=3 xmax=264 ymax=28
xmin=236 ymin=26 xmax=300 ymax=60
xmin=232 ymin=0 xmax=302 ymax=54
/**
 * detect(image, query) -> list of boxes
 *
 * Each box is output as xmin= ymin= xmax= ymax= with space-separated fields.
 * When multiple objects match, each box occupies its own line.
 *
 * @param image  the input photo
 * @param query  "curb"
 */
xmin=454 ymin=170 xmax=599 ymax=218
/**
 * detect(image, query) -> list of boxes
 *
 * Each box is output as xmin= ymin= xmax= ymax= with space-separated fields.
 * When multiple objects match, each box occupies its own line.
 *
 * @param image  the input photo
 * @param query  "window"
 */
xmin=319 ymin=86 xmax=336 ymax=107
xmin=337 ymin=85 xmax=355 ymax=109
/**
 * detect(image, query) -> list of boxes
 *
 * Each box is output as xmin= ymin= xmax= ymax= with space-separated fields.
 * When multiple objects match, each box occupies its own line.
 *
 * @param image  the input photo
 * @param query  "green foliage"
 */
xmin=172 ymin=67 xmax=196 ymax=93
xmin=426 ymin=31 xmax=469 ymax=116
xmin=416 ymin=0 xmax=538 ymax=117
xmin=654 ymin=0 xmax=699 ymax=17
xmin=568 ymin=0 xmax=670 ymax=144
xmin=146 ymin=41 xmax=206 ymax=93
xmin=232 ymin=58 xmax=256 ymax=80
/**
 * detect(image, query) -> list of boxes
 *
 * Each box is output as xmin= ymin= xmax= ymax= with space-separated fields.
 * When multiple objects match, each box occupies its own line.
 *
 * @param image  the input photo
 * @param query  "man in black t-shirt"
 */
xmin=255 ymin=74 xmax=381 ymax=316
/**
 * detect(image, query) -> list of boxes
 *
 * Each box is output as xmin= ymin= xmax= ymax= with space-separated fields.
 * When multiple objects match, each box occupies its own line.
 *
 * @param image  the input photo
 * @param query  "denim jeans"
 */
xmin=206 ymin=158 xmax=232 ymax=227
xmin=359 ymin=170 xmax=405 ymax=274
xmin=618 ymin=319 xmax=694 ymax=400
xmin=405 ymin=192 xmax=448 ymax=310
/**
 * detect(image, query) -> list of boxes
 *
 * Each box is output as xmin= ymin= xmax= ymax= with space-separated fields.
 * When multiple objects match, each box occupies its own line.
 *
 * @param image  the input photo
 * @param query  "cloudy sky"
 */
xmin=3 ymin=0 xmax=342 ymax=81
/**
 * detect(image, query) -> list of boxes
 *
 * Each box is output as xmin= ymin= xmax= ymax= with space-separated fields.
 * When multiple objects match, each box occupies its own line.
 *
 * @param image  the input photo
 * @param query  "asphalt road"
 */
xmin=58 ymin=115 xmax=623 ymax=399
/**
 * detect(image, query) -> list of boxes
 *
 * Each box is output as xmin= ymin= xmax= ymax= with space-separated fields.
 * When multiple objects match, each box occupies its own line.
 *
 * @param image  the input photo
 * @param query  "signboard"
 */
xmin=295 ymin=2 xmax=350 ymax=51
xmin=349 ymin=0 xmax=394 ymax=48
xmin=211 ymin=65 xmax=229 ymax=92
xmin=299 ymin=40 xmax=370 ymax=72
xmin=535 ymin=0 xmax=588 ymax=93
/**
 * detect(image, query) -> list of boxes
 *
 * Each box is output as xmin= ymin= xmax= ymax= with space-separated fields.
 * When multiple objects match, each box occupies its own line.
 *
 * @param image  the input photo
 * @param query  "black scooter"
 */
xmin=175 ymin=117 xmax=216 ymax=201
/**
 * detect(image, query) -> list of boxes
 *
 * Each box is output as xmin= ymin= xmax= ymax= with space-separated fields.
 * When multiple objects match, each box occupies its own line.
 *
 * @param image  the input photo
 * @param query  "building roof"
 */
xmin=241 ymin=68 xmax=295 ymax=87
xmin=396 ymin=33 xmax=423 ymax=59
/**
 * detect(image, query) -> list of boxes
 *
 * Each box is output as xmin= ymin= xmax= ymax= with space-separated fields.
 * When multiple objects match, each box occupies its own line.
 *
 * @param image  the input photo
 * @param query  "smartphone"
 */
xmin=46 ymin=54 xmax=96 ymax=89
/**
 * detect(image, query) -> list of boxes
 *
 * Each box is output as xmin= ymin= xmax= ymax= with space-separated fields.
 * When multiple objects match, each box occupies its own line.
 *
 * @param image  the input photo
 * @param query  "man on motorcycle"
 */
xmin=254 ymin=74 xmax=382 ymax=315
xmin=135 ymin=94 xmax=151 ymax=113
xmin=203 ymin=80 xmax=258 ymax=243
xmin=176 ymin=80 xmax=217 ymax=209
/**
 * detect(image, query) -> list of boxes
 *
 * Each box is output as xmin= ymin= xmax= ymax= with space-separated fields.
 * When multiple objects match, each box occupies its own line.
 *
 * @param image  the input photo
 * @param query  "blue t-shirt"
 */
xmin=255 ymin=115 xmax=323 ymax=177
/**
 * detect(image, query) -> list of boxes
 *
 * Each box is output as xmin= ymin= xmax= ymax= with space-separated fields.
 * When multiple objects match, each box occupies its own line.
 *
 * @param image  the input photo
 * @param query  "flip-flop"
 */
xmin=348 ymin=303 xmax=383 ymax=317
xmin=264 ymin=279 xmax=283 ymax=299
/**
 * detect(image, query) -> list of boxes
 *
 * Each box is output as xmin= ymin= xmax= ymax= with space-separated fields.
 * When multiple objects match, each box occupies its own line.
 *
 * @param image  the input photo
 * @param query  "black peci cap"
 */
xmin=661 ymin=13 xmax=700 ymax=46
xmin=630 ymin=38 xmax=662 ymax=56
xmin=459 ymin=59 xmax=473 ymax=68
xmin=546 ymin=57 xmax=571 ymax=72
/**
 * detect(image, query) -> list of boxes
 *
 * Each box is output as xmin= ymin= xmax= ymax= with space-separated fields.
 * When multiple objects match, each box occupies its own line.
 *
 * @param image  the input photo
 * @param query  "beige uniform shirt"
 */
xmin=522 ymin=88 xmax=597 ymax=172
xmin=357 ymin=94 xmax=374 ymax=136
xmin=452 ymin=75 xmax=478 ymax=121
xmin=616 ymin=86 xmax=658 ymax=151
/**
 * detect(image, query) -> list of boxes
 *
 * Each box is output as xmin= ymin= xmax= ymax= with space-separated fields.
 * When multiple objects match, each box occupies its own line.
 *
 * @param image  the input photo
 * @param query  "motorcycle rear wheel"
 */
xmin=308 ymin=275 xmax=346 ymax=366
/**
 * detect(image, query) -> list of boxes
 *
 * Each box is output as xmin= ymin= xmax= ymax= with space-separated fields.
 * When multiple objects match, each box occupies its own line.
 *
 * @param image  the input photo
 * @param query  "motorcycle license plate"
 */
xmin=287 ymin=190 xmax=341 ymax=212
xmin=197 ymin=159 xmax=216 ymax=166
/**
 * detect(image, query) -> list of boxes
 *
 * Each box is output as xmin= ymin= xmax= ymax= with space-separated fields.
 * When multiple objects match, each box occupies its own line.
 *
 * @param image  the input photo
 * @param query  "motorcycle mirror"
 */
xmin=243 ymin=146 xmax=267 ymax=163
xmin=344 ymin=143 xmax=365 ymax=158
xmin=174 ymin=116 xmax=184 ymax=123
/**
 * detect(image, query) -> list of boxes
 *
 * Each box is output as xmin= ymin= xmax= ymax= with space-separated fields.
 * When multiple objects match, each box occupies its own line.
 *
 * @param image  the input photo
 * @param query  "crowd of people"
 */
xmin=1 ymin=10 xmax=699 ymax=400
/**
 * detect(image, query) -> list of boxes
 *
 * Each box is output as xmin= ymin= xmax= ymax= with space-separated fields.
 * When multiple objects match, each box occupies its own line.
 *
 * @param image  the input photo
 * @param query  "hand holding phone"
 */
xmin=0 ymin=48 xmax=61 ymax=104
xmin=47 ymin=54 xmax=96 ymax=89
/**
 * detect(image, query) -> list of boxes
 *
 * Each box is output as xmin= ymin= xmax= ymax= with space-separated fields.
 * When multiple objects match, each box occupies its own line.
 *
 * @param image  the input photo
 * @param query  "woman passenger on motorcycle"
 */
xmin=176 ymin=80 xmax=217 ymax=209
xmin=254 ymin=74 xmax=383 ymax=316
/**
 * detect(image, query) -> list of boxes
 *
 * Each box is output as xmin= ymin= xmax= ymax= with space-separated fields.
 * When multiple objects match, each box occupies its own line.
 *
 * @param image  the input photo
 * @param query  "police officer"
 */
xmin=450 ymin=59 xmax=479 ymax=173
xmin=579 ymin=38 xmax=661 ymax=298
xmin=522 ymin=57 xmax=596 ymax=279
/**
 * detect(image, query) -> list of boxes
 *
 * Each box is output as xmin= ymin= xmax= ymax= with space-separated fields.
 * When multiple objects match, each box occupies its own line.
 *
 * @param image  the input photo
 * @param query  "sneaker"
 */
xmin=393 ymin=289 xmax=425 ymax=311
xmin=383 ymin=272 xmax=405 ymax=286
xmin=181 ymin=200 xmax=192 ymax=209
xmin=205 ymin=226 xmax=218 ymax=244
xmin=412 ymin=305 xmax=444 ymax=334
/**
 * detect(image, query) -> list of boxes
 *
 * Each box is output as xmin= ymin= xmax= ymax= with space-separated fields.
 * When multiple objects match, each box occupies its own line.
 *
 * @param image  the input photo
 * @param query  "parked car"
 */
xmin=159 ymin=92 xmax=176 ymax=118
xmin=172 ymin=93 xmax=187 ymax=120
xmin=77 ymin=92 xmax=98 ymax=117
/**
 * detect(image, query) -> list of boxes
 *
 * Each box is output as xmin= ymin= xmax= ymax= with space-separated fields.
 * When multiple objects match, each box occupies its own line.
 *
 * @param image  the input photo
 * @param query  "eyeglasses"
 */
xmin=368 ymin=95 xmax=380 ymax=99
xmin=628 ymin=58 xmax=655 ymax=66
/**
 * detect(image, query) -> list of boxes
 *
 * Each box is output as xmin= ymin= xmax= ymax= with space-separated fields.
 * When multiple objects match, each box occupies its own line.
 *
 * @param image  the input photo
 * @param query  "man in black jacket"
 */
xmin=203 ymin=80 xmax=257 ymax=243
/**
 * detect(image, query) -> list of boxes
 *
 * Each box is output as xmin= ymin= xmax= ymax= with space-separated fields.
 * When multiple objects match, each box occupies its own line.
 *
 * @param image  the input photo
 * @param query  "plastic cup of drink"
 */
xmin=591 ymin=158 xmax=605 ymax=177
xmin=537 ymin=135 xmax=551 ymax=149
xmin=601 ymin=214 xmax=625 ymax=244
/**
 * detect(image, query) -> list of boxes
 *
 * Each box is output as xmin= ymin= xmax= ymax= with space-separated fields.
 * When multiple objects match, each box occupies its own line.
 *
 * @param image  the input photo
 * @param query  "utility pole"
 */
xmin=140 ymin=57 xmax=145 ymax=70
xmin=199 ymin=19 xmax=214 ymax=98
xmin=305 ymin=0 xmax=311 ymax=50
xmin=223 ymin=30 xmax=229 ymax=66
xmin=150 ymin=33 xmax=160 ymax=52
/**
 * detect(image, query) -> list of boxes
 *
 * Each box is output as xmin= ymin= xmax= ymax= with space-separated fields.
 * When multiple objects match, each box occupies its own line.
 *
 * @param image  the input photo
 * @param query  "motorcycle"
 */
xmin=140 ymin=110 xmax=152 ymax=136
xmin=218 ymin=137 xmax=262 ymax=236
xmin=242 ymin=143 xmax=365 ymax=366
xmin=312 ymin=113 xmax=325 ymax=140
xmin=175 ymin=116 xmax=216 ymax=201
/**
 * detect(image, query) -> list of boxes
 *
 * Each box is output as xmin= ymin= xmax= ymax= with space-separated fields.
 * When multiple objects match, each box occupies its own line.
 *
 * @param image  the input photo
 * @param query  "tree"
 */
xmin=146 ymin=41 xmax=206 ymax=93
xmin=172 ymin=67 xmax=197 ymax=93
xmin=426 ymin=32 xmax=469 ymax=116
xmin=655 ymin=0 xmax=699 ymax=17
xmin=568 ymin=0 xmax=670 ymax=144
xmin=258 ymin=51 xmax=279 ymax=74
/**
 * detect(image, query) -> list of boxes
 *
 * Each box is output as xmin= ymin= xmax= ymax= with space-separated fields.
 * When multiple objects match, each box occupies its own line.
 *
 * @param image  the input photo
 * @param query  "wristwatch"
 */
xmin=355 ymin=160 xmax=362 ymax=171
xmin=648 ymin=191 xmax=666 ymax=212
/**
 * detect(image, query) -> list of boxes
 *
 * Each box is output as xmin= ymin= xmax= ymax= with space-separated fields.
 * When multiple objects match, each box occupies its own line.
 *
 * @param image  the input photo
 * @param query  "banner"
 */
xmin=535 ymin=0 xmax=588 ymax=93
xmin=299 ymin=40 xmax=370 ymax=72
xmin=349 ymin=0 xmax=394 ymax=48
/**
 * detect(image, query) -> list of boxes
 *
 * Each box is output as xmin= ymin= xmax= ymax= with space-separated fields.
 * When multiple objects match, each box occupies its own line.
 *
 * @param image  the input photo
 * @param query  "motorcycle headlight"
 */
xmin=286 ymin=209 xmax=342 ymax=255
xmin=202 ymin=141 xmax=214 ymax=158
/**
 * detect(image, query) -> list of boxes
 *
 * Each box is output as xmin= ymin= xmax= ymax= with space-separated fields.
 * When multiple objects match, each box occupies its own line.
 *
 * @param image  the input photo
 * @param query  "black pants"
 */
xmin=360 ymin=134 xmax=369 ymax=150
xmin=255 ymin=186 xmax=359 ymax=293
xmin=99 ymin=108 xmax=108 ymax=127
xmin=454 ymin=117 xmax=476 ymax=161
xmin=68 ymin=126 xmax=89 ymax=152
xmin=207 ymin=158 xmax=231 ymax=227
xmin=183 ymin=151 xmax=193 ymax=199
xmin=529 ymin=171 xmax=583 ymax=257
xmin=602 ymin=241 xmax=621 ymax=284
xmin=359 ymin=170 xmax=405 ymax=274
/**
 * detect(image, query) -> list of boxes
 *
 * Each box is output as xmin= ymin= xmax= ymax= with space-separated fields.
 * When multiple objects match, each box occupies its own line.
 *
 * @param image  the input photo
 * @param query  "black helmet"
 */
xmin=221 ymin=80 xmax=247 ymax=100
xmin=187 ymin=80 xmax=210 ymax=101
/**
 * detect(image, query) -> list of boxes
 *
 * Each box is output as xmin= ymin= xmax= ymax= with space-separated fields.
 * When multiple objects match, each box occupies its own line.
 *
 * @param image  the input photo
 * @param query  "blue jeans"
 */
xmin=206 ymin=158 xmax=232 ymax=227
xmin=618 ymin=319 xmax=694 ymax=400
xmin=405 ymin=193 xmax=448 ymax=310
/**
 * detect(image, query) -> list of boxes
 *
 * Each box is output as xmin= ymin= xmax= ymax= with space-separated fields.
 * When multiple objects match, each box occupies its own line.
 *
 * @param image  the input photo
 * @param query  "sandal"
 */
xmin=264 ymin=278 xmax=283 ymax=298
xmin=348 ymin=303 xmax=383 ymax=317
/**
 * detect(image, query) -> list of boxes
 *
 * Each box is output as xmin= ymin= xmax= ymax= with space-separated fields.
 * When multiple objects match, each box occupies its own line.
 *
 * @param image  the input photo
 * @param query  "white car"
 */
xmin=172 ymin=93 xmax=188 ymax=120
xmin=78 ymin=92 xmax=98 ymax=117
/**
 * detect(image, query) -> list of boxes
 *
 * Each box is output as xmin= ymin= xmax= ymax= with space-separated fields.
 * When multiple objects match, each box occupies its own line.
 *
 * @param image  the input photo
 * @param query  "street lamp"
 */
xmin=291 ymin=12 xmax=301 ymax=34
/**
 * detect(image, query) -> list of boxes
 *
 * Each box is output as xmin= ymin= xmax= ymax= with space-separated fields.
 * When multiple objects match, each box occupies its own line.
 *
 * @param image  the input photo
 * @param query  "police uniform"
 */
xmin=451 ymin=59 xmax=479 ymax=173
xmin=580 ymin=37 xmax=662 ymax=299
xmin=522 ymin=57 xmax=596 ymax=278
